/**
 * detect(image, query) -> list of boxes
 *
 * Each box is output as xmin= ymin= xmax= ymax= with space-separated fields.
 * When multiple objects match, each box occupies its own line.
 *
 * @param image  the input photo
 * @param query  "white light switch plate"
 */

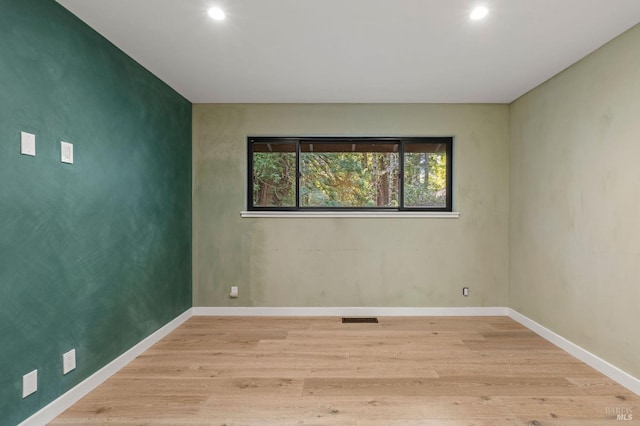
xmin=21 ymin=132 xmax=36 ymax=156
xmin=61 ymin=141 xmax=73 ymax=164
xmin=23 ymin=370 xmax=37 ymax=398
xmin=63 ymin=349 xmax=76 ymax=374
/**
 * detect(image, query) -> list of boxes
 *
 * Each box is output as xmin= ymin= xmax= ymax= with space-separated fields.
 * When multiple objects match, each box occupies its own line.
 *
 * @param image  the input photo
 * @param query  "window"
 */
xmin=248 ymin=137 xmax=452 ymax=211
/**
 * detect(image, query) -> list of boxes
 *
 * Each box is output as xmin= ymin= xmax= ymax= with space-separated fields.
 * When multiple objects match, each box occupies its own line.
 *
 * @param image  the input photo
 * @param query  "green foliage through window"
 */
xmin=249 ymin=137 xmax=452 ymax=211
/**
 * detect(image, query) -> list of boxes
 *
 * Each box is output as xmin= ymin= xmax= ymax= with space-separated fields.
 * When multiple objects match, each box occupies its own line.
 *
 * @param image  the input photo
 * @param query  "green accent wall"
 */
xmin=0 ymin=0 xmax=192 ymax=424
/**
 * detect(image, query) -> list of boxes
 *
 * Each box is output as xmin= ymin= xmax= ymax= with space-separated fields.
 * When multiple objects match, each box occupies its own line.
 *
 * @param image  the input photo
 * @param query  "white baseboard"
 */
xmin=192 ymin=306 xmax=510 ymax=317
xmin=19 ymin=308 xmax=193 ymax=426
xmin=508 ymin=308 xmax=640 ymax=395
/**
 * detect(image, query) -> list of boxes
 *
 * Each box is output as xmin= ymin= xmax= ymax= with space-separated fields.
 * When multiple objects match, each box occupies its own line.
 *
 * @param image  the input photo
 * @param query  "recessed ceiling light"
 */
xmin=470 ymin=6 xmax=489 ymax=20
xmin=208 ymin=7 xmax=226 ymax=21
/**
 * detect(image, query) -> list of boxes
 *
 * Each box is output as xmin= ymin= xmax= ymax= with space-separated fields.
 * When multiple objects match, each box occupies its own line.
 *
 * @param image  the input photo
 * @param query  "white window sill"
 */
xmin=240 ymin=211 xmax=460 ymax=219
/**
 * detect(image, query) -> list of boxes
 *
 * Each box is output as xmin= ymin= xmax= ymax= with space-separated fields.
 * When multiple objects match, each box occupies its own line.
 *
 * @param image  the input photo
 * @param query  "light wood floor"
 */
xmin=52 ymin=316 xmax=638 ymax=425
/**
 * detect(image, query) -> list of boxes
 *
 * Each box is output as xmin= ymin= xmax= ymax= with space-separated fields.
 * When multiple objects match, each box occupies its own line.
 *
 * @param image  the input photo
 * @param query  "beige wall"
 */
xmin=192 ymin=24 xmax=640 ymax=380
xmin=510 ymin=24 xmax=640 ymax=377
xmin=193 ymin=104 xmax=510 ymax=308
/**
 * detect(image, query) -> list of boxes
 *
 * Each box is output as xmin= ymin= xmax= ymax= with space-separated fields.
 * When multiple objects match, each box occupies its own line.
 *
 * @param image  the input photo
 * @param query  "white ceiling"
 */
xmin=56 ymin=0 xmax=640 ymax=104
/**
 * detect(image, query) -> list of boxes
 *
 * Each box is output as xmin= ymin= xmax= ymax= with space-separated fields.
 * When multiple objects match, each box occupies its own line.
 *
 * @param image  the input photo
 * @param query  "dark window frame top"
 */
xmin=248 ymin=136 xmax=453 ymax=212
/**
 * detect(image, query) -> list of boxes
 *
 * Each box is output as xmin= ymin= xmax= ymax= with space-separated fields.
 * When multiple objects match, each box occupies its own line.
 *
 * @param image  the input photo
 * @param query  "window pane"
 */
xmin=403 ymin=143 xmax=448 ymax=208
xmin=249 ymin=138 xmax=452 ymax=211
xmin=252 ymin=143 xmax=296 ymax=207
xmin=300 ymin=143 xmax=399 ymax=208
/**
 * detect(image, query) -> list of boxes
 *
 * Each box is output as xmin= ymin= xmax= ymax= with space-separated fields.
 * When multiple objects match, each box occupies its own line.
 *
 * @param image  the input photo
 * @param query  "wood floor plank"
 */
xmin=432 ymin=361 xmax=603 ymax=378
xmin=307 ymin=364 xmax=439 ymax=379
xmin=496 ymin=395 xmax=636 ymax=421
xmin=196 ymin=395 xmax=517 ymax=424
xmin=51 ymin=316 xmax=640 ymax=425
xmin=302 ymin=377 xmax=584 ymax=398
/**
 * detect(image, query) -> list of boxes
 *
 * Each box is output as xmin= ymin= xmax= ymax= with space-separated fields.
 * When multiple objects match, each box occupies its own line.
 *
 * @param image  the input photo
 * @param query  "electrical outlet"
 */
xmin=63 ymin=349 xmax=76 ymax=374
xmin=61 ymin=141 xmax=73 ymax=164
xmin=230 ymin=286 xmax=239 ymax=298
xmin=23 ymin=370 xmax=37 ymax=398
xmin=21 ymin=131 xmax=36 ymax=156
xmin=462 ymin=287 xmax=469 ymax=297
